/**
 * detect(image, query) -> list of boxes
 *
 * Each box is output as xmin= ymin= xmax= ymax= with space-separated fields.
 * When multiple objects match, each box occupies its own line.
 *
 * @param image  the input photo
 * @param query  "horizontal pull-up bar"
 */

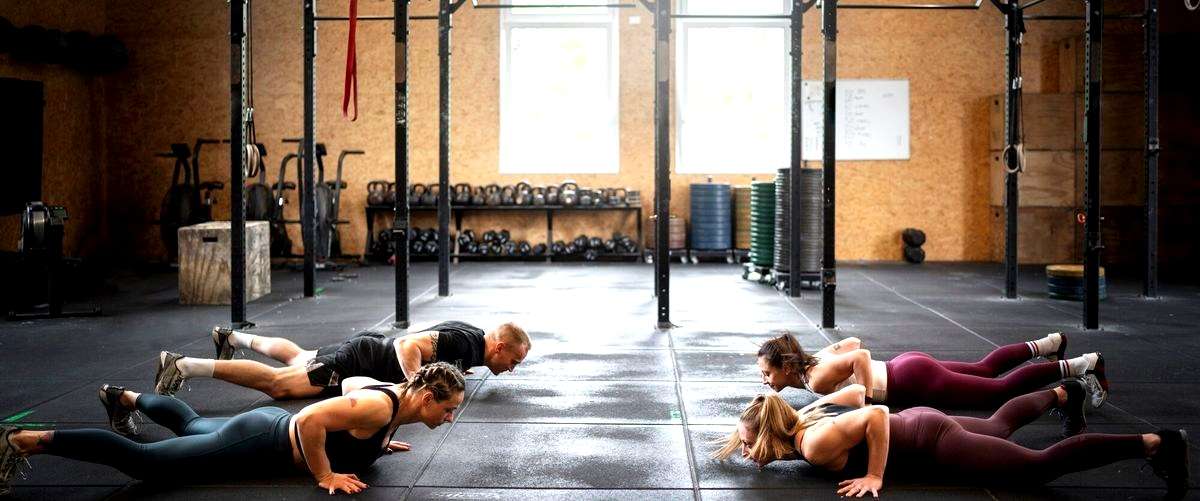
xmin=671 ymin=13 xmax=790 ymax=19
xmin=315 ymin=15 xmax=439 ymax=21
xmin=831 ymin=0 xmax=982 ymax=9
xmin=1025 ymin=12 xmax=1144 ymax=19
xmin=471 ymin=1 xmax=636 ymax=8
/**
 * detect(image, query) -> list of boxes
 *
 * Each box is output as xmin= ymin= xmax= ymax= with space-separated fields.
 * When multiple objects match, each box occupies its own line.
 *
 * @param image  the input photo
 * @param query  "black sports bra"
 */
xmin=295 ymin=385 xmax=400 ymax=472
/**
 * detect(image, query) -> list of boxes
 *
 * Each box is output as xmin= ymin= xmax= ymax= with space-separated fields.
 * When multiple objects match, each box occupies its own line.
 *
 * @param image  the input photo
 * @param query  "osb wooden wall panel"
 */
xmin=100 ymin=0 xmax=1155 ymax=262
xmin=0 ymin=2 xmax=109 ymax=258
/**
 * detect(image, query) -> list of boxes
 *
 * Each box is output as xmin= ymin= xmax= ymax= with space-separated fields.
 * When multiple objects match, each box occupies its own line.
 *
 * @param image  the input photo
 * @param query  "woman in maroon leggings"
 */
xmin=756 ymin=331 xmax=1109 ymax=410
xmin=714 ymin=384 xmax=1189 ymax=499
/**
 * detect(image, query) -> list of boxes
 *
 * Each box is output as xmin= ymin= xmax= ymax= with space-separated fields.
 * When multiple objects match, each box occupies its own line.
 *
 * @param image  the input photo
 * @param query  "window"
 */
xmin=499 ymin=0 xmax=620 ymax=174
xmin=676 ymin=0 xmax=791 ymax=174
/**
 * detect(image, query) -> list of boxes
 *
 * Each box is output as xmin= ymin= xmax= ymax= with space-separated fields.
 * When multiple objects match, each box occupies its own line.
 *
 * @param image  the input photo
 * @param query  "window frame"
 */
xmin=498 ymin=2 xmax=622 ymax=174
xmin=675 ymin=0 xmax=792 ymax=174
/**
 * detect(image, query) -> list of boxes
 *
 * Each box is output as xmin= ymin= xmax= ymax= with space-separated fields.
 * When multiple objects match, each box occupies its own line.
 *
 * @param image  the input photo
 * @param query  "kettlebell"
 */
xmin=385 ymin=182 xmax=398 ymax=205
xmin=410 ymin=184 xmax=427 ymax=205
xmin=422 ymin=184 xmax=440 ymax=206
xmin=592 ymin=188 xmax=605 ymax=207
xmin=609 ymin=188 xmax=626 ymax=206
xmin=471 ymin=186 xmax=486 ymax=205
xmin=514 ymin=181 xmax=532 ymax=206
xmin=367 ymin=180 xmax=389 ymax=206
xmin=485 ymin=184 xmax=503 ymax=206
xmin=454 ymin=183 xmax=472 ymax=205
xmin=500 ymin=185 xmax=516 ymax=205
xmin=560 ymin=181 xmax=579 ymax=206
xmin=579 ymin=188 xmax=593 ymax=207
xmin=545 ymin=185 xmax=561 ymax=205
xmin=532 ymin=187 xmax=546 ymax=206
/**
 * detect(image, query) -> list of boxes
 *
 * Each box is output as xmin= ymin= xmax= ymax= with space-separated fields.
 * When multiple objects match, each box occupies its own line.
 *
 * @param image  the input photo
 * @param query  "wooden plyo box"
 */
xmin=991 ymin=206 xmax=1078 ymax=264
xmin=179 ymin=221 xmax=270 ymax=305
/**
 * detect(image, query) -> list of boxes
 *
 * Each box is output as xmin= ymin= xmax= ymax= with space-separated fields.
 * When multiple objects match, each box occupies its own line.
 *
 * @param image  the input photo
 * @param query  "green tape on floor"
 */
xmin=669 ymin=410 xmax=681 ymax=420
xmin=2 ymin=409 xmax=35 ymax=423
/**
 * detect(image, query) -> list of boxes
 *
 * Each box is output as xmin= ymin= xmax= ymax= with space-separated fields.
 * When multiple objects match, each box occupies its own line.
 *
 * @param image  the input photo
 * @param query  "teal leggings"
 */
xmin=46 ymin=395 xmax=295 ymax=481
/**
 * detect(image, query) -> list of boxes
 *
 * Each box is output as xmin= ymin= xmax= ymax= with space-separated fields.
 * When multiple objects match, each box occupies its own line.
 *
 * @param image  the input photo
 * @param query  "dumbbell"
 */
xmin=482 ymin=230 xmax=497 ymax=244
xmin=589 ymin=237 xmax=604 ymax=250
xmin=518 ymin=241 xmax=532 ymax=256
xmin=424 ymin=241 xmax=439 ymax=254
xmin=584 ymin=249 xmax=598 ymax=261
xmin=532 ymin=243 xmax=548 ymax=256
xmin=496 ymin=229 xmax=511 ymax=245
xmin=503 ymin=241 xmax=518 ymax=256
xmin=551 ymin=241 xmax=566 ymax=255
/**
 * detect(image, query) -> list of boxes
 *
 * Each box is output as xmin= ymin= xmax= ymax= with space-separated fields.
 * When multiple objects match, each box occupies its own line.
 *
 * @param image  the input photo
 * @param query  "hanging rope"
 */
xmin=1186 ymin=0 xmax=1199 ymax=11
xmin=342 ymin=0 xmax=360 ymax=121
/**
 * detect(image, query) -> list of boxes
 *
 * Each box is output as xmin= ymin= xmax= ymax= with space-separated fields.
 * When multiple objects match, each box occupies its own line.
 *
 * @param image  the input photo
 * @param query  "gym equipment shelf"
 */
xmin=365 ymin=204 xmax=643 ymax=263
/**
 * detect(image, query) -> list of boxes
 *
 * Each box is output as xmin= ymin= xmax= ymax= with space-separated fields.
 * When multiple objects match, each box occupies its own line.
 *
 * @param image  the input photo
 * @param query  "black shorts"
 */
xmin=306 ymin=332 xmax=392 ymax=397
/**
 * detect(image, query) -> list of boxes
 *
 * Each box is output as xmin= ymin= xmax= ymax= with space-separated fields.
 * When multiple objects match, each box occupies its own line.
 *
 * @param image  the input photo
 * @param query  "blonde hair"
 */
xmin=402 ymin=362 xmax=465 ymax=401
xmin=712 ymin=393 xmax=831 ymax=464
xmin=491 ymin=322 xmax=531 ymax=351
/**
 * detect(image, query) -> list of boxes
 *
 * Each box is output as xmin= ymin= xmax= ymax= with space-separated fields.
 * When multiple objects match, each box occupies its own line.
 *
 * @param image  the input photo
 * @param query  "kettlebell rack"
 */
xmin=365 ymin=204 xmax=642 ymax=263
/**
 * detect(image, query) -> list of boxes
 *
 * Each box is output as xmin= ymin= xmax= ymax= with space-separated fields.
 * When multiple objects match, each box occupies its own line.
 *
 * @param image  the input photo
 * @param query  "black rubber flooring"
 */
xmin=1 ymin=262 xmax=1198 ymax=500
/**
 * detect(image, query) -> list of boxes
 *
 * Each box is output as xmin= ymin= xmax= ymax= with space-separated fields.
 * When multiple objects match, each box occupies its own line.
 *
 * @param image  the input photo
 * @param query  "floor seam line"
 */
xmin=777 ymin=288 xmax=835 ymax=345
xmin=402 ymin=369 xmax=491 ymax=501
xmin=858 ymin=271 xmax=1000 ymax=348
xmin=667 ymin=326 xmax=703 ymax=501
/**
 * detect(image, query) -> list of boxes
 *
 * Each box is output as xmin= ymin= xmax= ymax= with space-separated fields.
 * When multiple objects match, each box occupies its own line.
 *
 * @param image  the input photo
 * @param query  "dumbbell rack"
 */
xmin=365 ymin=204 xmax=643 ymax=263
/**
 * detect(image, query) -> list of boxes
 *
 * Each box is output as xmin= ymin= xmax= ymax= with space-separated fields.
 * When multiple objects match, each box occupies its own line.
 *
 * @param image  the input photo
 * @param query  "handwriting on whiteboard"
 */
xmin=801 ymin=79 xmax=910 ymax=161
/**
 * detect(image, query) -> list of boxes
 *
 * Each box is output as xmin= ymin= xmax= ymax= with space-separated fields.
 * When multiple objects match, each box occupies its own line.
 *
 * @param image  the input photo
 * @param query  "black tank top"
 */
xmin=296 ymin=385 xmax=400 ymax=472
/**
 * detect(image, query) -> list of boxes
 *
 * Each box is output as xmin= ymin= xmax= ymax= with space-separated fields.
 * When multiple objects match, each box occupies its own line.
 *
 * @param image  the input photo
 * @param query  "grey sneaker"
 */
xmin=1080 ymin=373 xmax=1108 ymax=410
xmin=1 ymin=425 xmax=25 ymax=497
xmin=1149 ymin=429 xmax=1190 ymax=500
xmin=154 ymin=351 xmax=186 ymax=396
xmin=98 ymin=384 xmax=138 ymax=436
xmin=1053 ymin=379 xmax=1087 ymax=437
xmin=212 ymin=326 xmax=236 ymax=361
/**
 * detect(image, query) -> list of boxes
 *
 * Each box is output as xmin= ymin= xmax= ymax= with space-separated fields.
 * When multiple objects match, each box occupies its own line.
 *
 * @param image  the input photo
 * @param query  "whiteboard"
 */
xmin=801 ymin=79 xmax=910 ymax=161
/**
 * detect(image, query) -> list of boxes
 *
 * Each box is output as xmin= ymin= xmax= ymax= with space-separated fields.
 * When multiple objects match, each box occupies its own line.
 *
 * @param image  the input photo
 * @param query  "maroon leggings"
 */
xmin=885 ymin=342 xmax=1065 ymax=409
xmin=889 ymin=391 xmax=1144 ymax=483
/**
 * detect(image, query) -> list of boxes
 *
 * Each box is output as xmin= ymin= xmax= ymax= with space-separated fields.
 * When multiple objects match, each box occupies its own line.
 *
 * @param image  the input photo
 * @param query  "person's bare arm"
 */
xmin=341 ymin=376 xmax=385 ymax=395
xmin=824 ymin=349 xmax=874 ymax=401
xmin=294 ymin=392 xmax=391 ymax=494
xmin=799 ymin=384 xmax=867 ymax=415
xmin=816 ymin=337 xmax=862 ymax=357
xmin=802 ymin=406 xmax=889 ymax=498
xmin=393 ymin=333 xmax=435 ymax=382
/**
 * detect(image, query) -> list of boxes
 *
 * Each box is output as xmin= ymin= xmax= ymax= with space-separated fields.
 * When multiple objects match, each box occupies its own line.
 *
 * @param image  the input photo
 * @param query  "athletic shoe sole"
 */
xmin=98 ymin=385 xmax=137 ymax=436
xmin=212 ymin=326 xmax=236 ymax=361
xmin=154 ymin=351 xmax=185 ymax=396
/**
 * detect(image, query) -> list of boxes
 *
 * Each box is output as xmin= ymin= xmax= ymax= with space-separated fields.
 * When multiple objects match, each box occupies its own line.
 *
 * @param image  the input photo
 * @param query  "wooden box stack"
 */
xmin=988 ymin=33 xmax=1147 ymax=266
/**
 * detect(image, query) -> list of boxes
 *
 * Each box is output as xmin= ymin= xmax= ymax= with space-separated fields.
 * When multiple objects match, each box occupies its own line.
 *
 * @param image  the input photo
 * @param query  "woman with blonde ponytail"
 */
xmin=714 ymin=384 xmax=1189 ymax=499
xmin=1 ymin=363 xmax=467 ymax=497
